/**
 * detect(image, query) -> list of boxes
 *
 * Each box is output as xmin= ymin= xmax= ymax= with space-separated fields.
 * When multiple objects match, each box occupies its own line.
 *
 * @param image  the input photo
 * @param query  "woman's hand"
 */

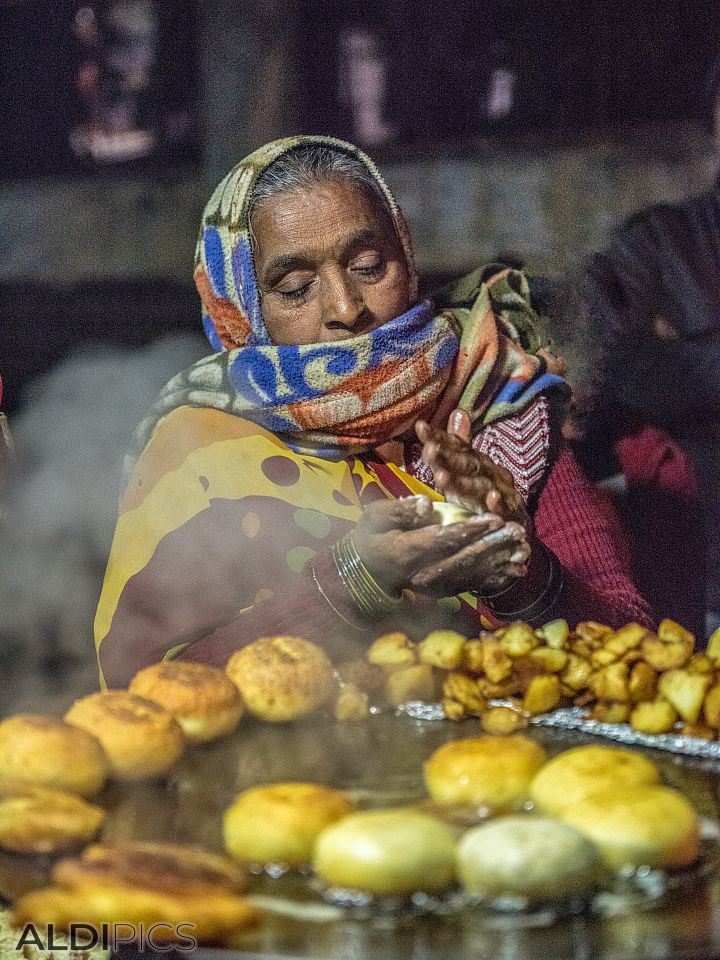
xmin=415 ymin=413 xmax=530 ymax=530
xmin=351 ymin=496 xmax=530 ymax=598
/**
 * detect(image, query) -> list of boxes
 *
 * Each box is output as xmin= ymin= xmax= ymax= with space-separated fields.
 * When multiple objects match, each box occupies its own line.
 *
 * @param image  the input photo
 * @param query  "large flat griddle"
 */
xmin=3 ymin=713 xmax=720 ymax=960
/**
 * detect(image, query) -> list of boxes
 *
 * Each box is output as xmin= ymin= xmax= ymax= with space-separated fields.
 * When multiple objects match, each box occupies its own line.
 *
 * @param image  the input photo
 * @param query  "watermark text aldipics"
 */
xmin=16 ymin=921 xmax=197 ymax=953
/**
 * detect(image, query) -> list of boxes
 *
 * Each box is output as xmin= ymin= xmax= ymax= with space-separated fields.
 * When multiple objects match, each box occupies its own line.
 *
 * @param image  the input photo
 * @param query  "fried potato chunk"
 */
xmin=687 ymin=654 xmax=714 ymax=675
xmin=441 ymin=698 xmax=466 ymax=721
xmin=560 ymin=654 xmax=593 ymax=692
xmin=482 ymin=637 xmax=514 ymax=683
xmin=704 ymin=683 xmax=720 ymax=729
xmin=462 ymin=639 xmax=485 ymax=675
xmin=522 ymin=675 xmax=561 ymax=715
xmin=500 ymin=622 xmax=539 ymax=658
xmin=679 ymin=723 xmax=715 ymax=741
xmin=535 ymin=619 xmax=569 ymax=649
xmin=334 ymin=683 xmax=370 ymax=722
xmin=442 ymin=673 xmax=486 ymax=716
xmin=480 ymin=706 xmax=530 ymax=735
xmin=590 ymin=662 xmax=630 ymax=702
xmin=367 ymin=632 xmax=417 ymax=667
xmin=528 ymin=648 xmax=569 ymax=673
xmin=629 ymin=661 xmax=658 ymax=703
xmin=589 ymin=702 xmax=631 ymax=724
xmin=418 ymin=630 xmax=467 ymax=670
xmin=630 ymin=700 xmax=678 ymax=735
xmin=706 ymin=626 xmax=720 ymax=662
xmin=591 ymin=648 xmax=620 ymax=669
xmin=603 ymin=623 xmax=651 ymax=658
xmin=641 ymin=634 xmax=692 ymax=672
xmin=657 ymin=670 xmax=712 ymax=724
xmin=658 ymin=619 xmax=695 ymax=648
xmin=574 ymin=622 xmax=614 ymax=645
xmin=384 ymin=665 xmax=436 ymax=707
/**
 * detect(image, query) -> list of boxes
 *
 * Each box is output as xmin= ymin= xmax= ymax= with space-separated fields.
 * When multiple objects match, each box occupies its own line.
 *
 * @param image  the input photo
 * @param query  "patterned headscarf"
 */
xmin=126 ymin=136 xmax=567 ymax=471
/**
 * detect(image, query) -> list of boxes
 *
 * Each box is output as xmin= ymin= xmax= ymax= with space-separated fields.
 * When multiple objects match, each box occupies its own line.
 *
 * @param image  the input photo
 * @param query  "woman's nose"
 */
xmin=322 ymin=272 xmax=365 ymax=329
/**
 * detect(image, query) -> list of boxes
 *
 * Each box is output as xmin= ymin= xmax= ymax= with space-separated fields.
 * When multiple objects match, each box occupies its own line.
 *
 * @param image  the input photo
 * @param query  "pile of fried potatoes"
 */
xmin=334 ymin=619 xmax=720 ymax=740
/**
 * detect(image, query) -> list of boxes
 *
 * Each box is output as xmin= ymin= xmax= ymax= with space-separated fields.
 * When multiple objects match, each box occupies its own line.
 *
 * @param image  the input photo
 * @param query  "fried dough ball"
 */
xmin=225 ymin=636 xmax=334 ymax=722
xmin=55 ymin=842 xmax=249 ymax=895
xmin=313 ymin=809 xmax=456 ymax=895
xmin=13 ymin=842 xmax=259 ymax=945
xmin=223 ymin=782 xmax=354 ymax=867
xmin=529 ymin=744 xmax=660 ymax=817
xmin=559 ymin=786 xmax=700 ymax=870
xmin=65 ymin=692 xmax=184 ymax=780
xmin=0 ymin=783 xmax=104 ymax=854
xmin=456 ymin=816 xmax=602 ymax=901
xmin=0 ymin=714 xmax=107 ymax=797
xmin=424 ymin=735 xmax=547 ymax=809
xmin=129 ymin=661 xmax=244 ymax=743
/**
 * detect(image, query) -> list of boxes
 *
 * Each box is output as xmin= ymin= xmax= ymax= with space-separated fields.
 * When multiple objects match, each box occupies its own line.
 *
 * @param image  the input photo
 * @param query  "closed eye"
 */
xmin=352 ymin=257 xmax=385 ymax=279
xmin=277 ymin=279 xmax=315 ymax=301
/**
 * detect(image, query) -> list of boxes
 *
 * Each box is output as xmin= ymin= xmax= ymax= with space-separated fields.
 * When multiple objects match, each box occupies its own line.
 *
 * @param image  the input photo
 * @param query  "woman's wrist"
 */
xmin=331 ymin=533 xmax=404 ymax=620
xmin=479 ymin=539 xmax=564 ymax=625
xmin=309 ymin=535 xmax=404 ymax=629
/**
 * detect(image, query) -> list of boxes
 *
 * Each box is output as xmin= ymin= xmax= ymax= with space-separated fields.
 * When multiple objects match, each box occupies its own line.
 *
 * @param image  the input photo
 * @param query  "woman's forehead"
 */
xmin=251 ymin=178 xmax=400 ymax=272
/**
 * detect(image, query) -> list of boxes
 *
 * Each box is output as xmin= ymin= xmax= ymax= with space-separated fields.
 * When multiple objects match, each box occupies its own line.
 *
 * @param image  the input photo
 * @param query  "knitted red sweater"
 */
xmin=532 ymin=445 xmax=652 ymax=629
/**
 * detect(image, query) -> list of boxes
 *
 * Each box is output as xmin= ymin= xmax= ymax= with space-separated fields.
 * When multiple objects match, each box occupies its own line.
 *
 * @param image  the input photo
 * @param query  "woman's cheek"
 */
xmin=264 ymin=301 xmax=322 ymax=345
xmin=373 ymin=277 xmax=411 ymax=322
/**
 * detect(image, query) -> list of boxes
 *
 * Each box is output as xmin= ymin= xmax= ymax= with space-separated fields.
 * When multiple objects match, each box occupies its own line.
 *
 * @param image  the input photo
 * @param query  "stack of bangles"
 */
xmin=329 ymin=533 xmax=404 ymax=621
xmin=480 ymin=545 xmax=564 ymax=625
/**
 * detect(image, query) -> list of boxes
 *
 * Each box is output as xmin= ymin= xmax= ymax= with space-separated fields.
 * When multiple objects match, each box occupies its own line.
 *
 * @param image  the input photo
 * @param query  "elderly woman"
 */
xmin=95 ymin=136 xmax=651 ymax=687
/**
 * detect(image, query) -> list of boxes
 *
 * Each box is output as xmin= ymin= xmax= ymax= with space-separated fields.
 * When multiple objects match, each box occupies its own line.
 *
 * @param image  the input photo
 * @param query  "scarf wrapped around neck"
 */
xmin=126 ymin=136 xmax=567 ymax=473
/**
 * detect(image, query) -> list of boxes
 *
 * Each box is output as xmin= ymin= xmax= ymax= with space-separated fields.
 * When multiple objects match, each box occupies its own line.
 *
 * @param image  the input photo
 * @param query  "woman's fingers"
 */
xmin=386 ymin=513 xmax=505 ymax=570
xmin=410 ymin=524 xmax=525 ymax=583
xmin=418 ymin=423 xmax=514 ymax=493
xmin=416 ymin=420 xmax=467 ymax=456
xmin=447 ymin=408 xmax=472 ymax=441
xmin=409 ymin=526 xmax=529 ymax=594
xmin=355 ymin=512 xmax=507 ymax=593
xmin=362 ymin=495 xmax=435 ymax=533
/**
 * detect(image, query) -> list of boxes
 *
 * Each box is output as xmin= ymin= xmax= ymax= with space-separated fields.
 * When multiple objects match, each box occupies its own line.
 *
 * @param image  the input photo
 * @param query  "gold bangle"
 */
xmin=331 ymin=534 xmax=403 ymax=620
xmin=310 ymin=564 xmax=367 ymax=631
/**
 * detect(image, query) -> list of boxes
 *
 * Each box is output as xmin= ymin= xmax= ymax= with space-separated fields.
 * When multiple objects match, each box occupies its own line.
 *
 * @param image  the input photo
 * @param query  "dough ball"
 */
xmin=529 ymin=744 xmax=659 ymax=817
xmin=0 ymin=714 xmax=107 ymax=797
xmin=65 ymin=691 xmax=184 ymax=780
xmin=456 ymin=815 xmax=602 ymax=900
xmin=424 ymin=735 xmax=547 ymax=808
xmin=314 ymin=809 xmax=456 ymax=895
xmin=130 ymin=661 xmax=243 ymax=743
xmin=223 ymin=782 xmax=353 ymax=867
xmin=559 ymin=785 xmax=700 ymax=870
xmin=226 ymin=636 xmax=334 ymax=722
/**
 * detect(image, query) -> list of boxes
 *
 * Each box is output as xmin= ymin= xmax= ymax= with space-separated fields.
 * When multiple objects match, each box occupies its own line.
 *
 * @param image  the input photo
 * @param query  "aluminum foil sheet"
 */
xmin=398 ymin=701 xmax=720 ymax=762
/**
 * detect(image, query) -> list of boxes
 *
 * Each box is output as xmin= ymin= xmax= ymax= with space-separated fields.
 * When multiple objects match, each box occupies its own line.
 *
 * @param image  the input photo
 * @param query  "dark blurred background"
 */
xmin=1 ymin=0 xmax=719 ymax=710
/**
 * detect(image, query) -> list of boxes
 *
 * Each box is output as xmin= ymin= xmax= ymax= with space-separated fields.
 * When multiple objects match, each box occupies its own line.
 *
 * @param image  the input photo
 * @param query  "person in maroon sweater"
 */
xmin=96 ymin=138 xmax=651 ymax=685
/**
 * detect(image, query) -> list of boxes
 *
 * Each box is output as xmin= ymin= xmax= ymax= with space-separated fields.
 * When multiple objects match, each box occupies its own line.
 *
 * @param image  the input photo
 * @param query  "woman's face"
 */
xmin=250 ymin=177 xmax=411 ymax=345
